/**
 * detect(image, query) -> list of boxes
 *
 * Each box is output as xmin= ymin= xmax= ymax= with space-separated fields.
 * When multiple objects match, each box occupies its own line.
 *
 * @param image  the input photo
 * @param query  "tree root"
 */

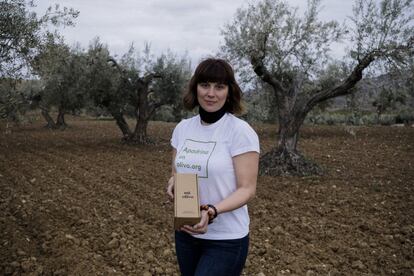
xmin=43 ymin=123 xmax=67 ymax=130
xmin=121 ymin=136 xmax=155 ymax=145
xmin=259 ymin=148 xmax=323 ymax=176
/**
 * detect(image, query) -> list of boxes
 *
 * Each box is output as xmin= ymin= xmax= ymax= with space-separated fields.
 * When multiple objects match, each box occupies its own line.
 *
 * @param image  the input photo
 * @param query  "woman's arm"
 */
xmin=167 ymin=148 xmax=177 ymax=199
xmin=182 ymin=151 xmax=259 ymax=235
xmin=214 ymin=151 xmax=259 ymax=214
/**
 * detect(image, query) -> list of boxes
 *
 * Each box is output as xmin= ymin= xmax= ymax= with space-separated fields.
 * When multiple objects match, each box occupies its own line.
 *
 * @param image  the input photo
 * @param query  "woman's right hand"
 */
xmin=166 ymin=176 xmax=174 ymax=200
xmin=181 ymin=210 xmax=210 ymax=235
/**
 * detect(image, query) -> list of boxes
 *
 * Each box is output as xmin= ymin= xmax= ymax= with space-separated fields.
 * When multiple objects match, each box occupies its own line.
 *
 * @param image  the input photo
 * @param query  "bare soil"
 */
xmin=0 ymin=116 xmax=413 ymax=275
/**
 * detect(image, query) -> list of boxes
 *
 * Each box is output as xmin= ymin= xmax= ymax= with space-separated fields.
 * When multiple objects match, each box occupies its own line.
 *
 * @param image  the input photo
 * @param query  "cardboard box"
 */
xmin=174 ymin=173 xmax=200 ymax=229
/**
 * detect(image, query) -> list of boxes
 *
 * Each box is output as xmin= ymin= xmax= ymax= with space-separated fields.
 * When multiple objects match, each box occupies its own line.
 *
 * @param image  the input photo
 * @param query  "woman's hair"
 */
xmin=183 ymin=58 xmax=244 ymax=114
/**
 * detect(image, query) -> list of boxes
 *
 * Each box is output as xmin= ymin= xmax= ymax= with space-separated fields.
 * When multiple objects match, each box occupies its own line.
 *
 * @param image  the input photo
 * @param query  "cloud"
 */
xmin=34 ymin=0 xmax=353 ymax=65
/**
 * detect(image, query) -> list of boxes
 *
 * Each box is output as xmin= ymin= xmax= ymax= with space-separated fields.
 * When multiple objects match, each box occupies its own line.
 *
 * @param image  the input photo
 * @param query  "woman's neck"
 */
xmin=199 ymin=105 xmax=226 ymax=124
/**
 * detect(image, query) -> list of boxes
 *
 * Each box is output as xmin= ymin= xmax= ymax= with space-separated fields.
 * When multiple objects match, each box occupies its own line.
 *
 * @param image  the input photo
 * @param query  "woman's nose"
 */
xmin=206 ymin=86 xmax=215 ymax=96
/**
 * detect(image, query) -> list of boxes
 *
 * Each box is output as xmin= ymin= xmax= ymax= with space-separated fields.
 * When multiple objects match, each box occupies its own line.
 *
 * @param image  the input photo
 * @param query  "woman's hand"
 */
xmin=180 ymin=210 xmax=210 ymax=235
xmin=167 ymin=149 xmax=177 ymax=201
xmin=166 ymin=176 xmax=174 ymax=200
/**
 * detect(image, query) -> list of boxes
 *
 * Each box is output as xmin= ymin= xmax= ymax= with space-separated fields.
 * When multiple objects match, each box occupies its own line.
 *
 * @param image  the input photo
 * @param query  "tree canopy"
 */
xmin=0 ymin=0 xmax=78 ymax=122
xmin=0 ymin=0 xmax=78 ymax=78
xmin=31 ymin=37 xmax=88 ymax=128
xmin=221 ymin=0 xmax=414 ymax=176
xmin=86 ymin=40 xmax=191 ymax=142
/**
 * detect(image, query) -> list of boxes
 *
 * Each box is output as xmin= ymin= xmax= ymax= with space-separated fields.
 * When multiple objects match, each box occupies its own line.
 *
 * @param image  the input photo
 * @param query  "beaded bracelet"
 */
xmin=207 ymin=204 xmax=218 ymax=219
xmin=200 ymin=204 xmax=218 ymax=224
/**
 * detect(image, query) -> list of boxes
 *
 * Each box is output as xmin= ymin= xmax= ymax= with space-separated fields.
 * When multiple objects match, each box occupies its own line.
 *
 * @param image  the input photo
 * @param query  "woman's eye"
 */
xmin=216 ymin=84 xmax=226 ymax=90
xmin=199 ymin=83 xmax=209 ymax=88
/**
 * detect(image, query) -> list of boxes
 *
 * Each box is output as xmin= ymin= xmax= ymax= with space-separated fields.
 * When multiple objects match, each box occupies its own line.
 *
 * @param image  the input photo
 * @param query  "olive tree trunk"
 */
xmin=108 ymin=58 xmax=162 ymax=144
xmin=253 ymin=52 xmax=378 ymax=176
xmin=56 ymin=107 xmax=67 ymax=129
xmin=39 ymin=105 xmax=59 ymax=129
xmin=129 ymin=84 xmax=161 ymax=144
xmin=110 ymin=110 xmax=132 ymax=140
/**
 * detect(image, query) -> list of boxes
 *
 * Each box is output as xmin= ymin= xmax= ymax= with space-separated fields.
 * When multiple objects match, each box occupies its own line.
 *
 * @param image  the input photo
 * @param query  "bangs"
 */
xmin=196 ymin=61 xmax=230 ymax=84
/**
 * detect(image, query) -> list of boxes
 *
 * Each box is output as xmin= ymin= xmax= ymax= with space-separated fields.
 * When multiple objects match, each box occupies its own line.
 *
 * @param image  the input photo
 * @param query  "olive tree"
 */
xmin=0 ymin=78 xmax=26 ymax=122
xmin=87 ymin=41 xmax=190 ymax=143
xmin=222 ymin=0 xmax=414 ymax=175
xmin=151 ymin=51 xmax=192 ymax=122
xmin=0 ymin=0 xmax=78 ymax=121
xmin=0 ymin=0 xmax=78 ymax=78
xmin=31 ymin=38 xmax=88 ymax=128
xmin=372 ymin=82 xmax=407 ymax=123
xmin=86 ymin=40 xmax=127 ymax=134
xmin=112 ymin=47 xmax=191 ymax=143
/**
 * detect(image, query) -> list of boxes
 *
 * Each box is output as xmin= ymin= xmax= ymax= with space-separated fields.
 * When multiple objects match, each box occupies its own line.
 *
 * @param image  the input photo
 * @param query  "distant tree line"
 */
xmin=0 ymin=0 xmax=192 ymax=143
xmin=1 ymin=0 xmax=413 ymax=174
xmin=29 ymin=37 xmax=191 ymax=143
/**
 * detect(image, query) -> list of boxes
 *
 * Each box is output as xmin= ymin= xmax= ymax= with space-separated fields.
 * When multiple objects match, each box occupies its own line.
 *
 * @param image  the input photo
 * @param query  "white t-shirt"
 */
xmin=171 ymin=113 xmax=260 ymax=240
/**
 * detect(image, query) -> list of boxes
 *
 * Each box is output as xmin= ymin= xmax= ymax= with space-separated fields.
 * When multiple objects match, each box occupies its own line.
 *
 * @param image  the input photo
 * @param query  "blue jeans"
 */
xmin=175 ymin=231 xmax=249 ymax=276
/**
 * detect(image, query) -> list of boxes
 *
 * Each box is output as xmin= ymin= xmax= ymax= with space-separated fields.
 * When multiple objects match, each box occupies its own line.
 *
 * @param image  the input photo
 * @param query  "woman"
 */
xmin=167 ymin=58 xmax=259 ymax=276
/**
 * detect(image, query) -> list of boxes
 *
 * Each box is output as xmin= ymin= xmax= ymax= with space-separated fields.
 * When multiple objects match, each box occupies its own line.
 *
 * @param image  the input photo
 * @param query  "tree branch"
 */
xmin=306 ymin=52 xmax=379 ymax=112
xmin=142 ymin=73 xmax=162 ymax=85
xmin=249 ymin=34 xmax=287 ymax=95
xmin=306 ymin=40 xmax=413 ymax=112
xmin=107 ymin=58 xmax=123 ymax=73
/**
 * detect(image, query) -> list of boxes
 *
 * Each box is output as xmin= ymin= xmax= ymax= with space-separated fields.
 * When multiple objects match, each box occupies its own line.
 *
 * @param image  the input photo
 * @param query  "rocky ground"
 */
xmin=0 ymin=116 xmax=413 ymax=275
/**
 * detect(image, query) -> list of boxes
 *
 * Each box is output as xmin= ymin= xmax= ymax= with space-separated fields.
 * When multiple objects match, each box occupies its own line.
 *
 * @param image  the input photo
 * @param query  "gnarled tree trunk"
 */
xmin=111 ymin=111 xmax=132 ymax=140
xmin=56 ymin=107 xmax=67 ymax=129
xmin=128 ymin=84 xmax=160 ymax=144
xmin=259 ymin=90 xmax=322 ymax=176
xmin=108 ymin=58 xmax=162 ymax=144
xmin=40 ymin=107 xmax=58 ymax=129
xmin=252 ymin=51 xmax=378 ymax=176
xmin=130 ymin=84 xmax=151 ymax=143
xmin=133 ymin=119 xmax=148 ymax=143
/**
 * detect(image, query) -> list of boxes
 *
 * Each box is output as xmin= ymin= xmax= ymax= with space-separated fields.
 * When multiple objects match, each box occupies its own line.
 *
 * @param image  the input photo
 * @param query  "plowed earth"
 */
xmin=0 ymin=116 xmax=413 ymax=275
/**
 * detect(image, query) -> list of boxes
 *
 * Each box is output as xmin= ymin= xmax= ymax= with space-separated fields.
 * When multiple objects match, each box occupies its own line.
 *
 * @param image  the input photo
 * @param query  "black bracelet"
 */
xmin=207 ymin=204 xmax=218 ymax=219
xmin=200 ymin=204 xmax=218 ymax=224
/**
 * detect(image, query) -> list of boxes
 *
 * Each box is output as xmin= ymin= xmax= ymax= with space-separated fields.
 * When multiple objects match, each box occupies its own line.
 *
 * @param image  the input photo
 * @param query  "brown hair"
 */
xmin=183 ymin=58 xmax=244 ymax=114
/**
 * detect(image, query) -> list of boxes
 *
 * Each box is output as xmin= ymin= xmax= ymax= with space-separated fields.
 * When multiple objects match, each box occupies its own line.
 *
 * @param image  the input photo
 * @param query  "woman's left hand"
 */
xmin=180 ymin=210 xmax=209 ymax=235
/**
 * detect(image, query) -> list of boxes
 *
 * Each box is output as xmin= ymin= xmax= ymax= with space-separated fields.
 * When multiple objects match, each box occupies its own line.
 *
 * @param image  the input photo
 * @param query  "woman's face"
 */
xmin=197 ymin=82 xmax=229 ymax=112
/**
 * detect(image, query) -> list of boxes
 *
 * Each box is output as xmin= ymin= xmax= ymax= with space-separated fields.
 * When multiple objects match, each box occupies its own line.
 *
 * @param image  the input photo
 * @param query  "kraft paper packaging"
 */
xmin=174 ymin=173 xmax=200 ymax=229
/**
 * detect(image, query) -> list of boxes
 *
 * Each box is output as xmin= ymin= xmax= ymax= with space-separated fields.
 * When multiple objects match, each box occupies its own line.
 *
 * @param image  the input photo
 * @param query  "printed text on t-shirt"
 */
xmin=176 ymin=139 xmax=216 ymax=178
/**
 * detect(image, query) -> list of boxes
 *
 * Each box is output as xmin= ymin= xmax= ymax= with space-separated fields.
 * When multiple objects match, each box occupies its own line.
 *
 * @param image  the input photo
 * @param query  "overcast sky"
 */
xmin=34 ymin=0 xmax=357 ymax=66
